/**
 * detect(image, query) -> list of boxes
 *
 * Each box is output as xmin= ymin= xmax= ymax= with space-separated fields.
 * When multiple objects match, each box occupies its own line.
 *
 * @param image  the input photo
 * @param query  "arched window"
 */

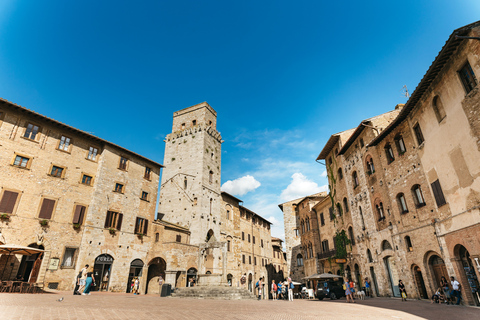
xmin=405 ymin=236 xmax=413 ymax=251
xmin=210 ymin=198 xmax=213 ymax=214
xmin=352 ymin=171 xmax=359 ymax=188
xmin=411 ymin=184 xmax=426 ymax=207
xmin=348 ymin=226 xmax=355 ymax=246
xmin=394 ymin=134 xmax=406 ymax=155
xmin=376 ymin=202 xmax=385 ymax=221
xmin=367 ymin=249 xmax=373 ymax=263
xmin=209 ymin=171 xmax=213 ymax=183
xmin=155 ymin=232 xmax=159 ymax=242
xmin=343 ymin=197 xmax=349 ymax=213
xmin=359 ymin=206 xmax=365 ymax=230
xmin=226 ymin=209 xmax=230 ymax=220
xmin=382 ymin=240 xmax=392 ymax=251
xmin=306 ymin=217 xmax=310 ymax=231
xmin=338 ymin=168 xmax=343 ymax=180
xmin=336 ymin=203 xmax=343 ymax=216
xmin=184 ymin=177 xmax=188 ymax=189
xmin=385 ymin=143 xmax=395 ymax=163
xmin=301 ymin=220 xmax=305 ymax=234
xmin=397 ymin=193 xmax=408 ymax=214
xmin=366 ymin=155 xmax=375 ymax=175
xmin=432 ymin=95 xmax=446 ymax=123
xmin=308 ymin=243 xmax=313 ymax=259
xmin=296 ymin=254 xmax=303 ymax=266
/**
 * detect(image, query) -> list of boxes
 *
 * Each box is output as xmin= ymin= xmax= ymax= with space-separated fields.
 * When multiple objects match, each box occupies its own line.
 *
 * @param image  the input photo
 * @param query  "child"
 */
xmin=431 ymin=288 xmax=443 ymax=304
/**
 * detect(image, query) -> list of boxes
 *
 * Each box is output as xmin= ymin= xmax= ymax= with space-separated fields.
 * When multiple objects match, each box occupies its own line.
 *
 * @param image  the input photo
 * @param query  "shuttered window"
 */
xmin=134 ymin=217 xmax=149 ymax=235
xmin=0 ymin=191 xmax=19 ymax=214
xmin=104 ymin=211 xmax=123 ymax=230
xmin=431 ymin=179 xmax=447 ymax=208
xmin=72 ymin=205 xmax=86 ymax=225
xmin=119 ymin=157 xmax=128 ymax=170
xmin=38 ymin=199 xmax=56 ymax=219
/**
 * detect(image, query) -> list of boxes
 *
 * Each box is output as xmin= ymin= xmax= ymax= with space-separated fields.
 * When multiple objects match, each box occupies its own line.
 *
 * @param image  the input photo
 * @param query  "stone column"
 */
xmin=165 ymin=270 xmax=177 ymax=287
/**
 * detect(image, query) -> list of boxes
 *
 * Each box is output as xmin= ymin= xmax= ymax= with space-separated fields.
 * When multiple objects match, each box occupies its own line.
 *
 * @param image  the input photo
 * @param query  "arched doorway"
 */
xmin=93 ymin=254 xmax=114 ymax=291
xmin=369 ymin=267 xmax=380 ymax=297
xmin=456 ymin=245 xmax=480 ymax=306
xmin=354 ymin=264 xmax=361 ymax=290
xmin=146 ymin=257 xmax=166 ymax=294
xmin=412 ymin=265 xmax=428 ymax=299
xmin=16 ymin=244 xmax=44 ymax=282
xmin=248 ymin=273 xmax=253 ymax=292
xmin=428 ymin=255 xmax=448 ymax=289
xmin=126 ymin=259 xmax=144 ymax=293
xmin=227 ymin=274 xmax=233 ymax=286
xmin=384 ymin=256 xmax=400 ymax=297
xmin=186 ymin=268 xmax=197 ymax=287
xmin=206 ymin=229 xmax=214 ymax=242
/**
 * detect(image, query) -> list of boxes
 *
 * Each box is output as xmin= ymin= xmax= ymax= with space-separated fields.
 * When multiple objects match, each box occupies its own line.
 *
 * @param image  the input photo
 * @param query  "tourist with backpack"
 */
xmin=288 ymin=278 xmax=294 ymax=301
xmin=271 ymin=280 xmax=277 ymax=300
xmin=277 ymin=281 xmax=282 ymax=299
xmin=256 ymin=277 xmax=263 ymax=300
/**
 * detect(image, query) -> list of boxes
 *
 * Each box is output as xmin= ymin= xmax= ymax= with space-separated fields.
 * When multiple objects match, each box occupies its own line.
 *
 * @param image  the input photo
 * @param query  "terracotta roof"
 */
xmin=0 ymin=98 xmax=163 ymax=168
xmin=369 ymin=20 xmax=480 ymax=147
xmin=316 ymin=128 xmax=355 ymax=161
xmin=239 ymin=205 xmax=272 ymax=225
xmin=154 ymin=219 xmax=191 ymax=233
xmin=221 ymin=191 xmax=243 ymax=203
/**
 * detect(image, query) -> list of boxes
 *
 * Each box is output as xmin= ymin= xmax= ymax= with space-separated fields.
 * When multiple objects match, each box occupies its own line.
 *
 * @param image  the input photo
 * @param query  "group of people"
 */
xmin=430 ymin=276 xmax=463 ymax=305
xmin=269 ymin=278 xmax=294 ymax=301
xmin=343 ymin=278 xmax=356 ymax=303
xmin=73 ymin=264 xmax=95 ymax=295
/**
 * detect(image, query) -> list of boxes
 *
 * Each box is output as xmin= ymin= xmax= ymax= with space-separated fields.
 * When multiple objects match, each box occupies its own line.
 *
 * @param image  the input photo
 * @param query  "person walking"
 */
xmin=450 ymin=276 xmax=462 ymax=305
xmin=82 ymin=266 xmax=96 ymax=295
xmin=277 ymin=281 xmax=282 ymax=300
xmin=256 ymin=277 xmax=263 ymax=300
xmin=440 ymin=276 xmax=451 ymax=304
xmin=399 ymin=280 xmax=407 ymax=301
xmin=344 ymin=278 xmax=354 ymax=303
xmin=77 ymin=264 xmax=89 ymax=294
xmin=73 ymin=269 xmax=82 ymax=295
xmin=364 ymin=277 xmax=371 ymax=297
xmin=288 ymin=278 xmax=294 ymax=301
xmin=133 ymin=277 xmax=140 ymax=295
xmin=271 ymin=280 xmax=277 ymax=300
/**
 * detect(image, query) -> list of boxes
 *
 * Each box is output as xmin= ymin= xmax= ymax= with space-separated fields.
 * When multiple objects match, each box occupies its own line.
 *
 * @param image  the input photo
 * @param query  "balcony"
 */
xmin=317 ymin=249 xmax=336 ymax=260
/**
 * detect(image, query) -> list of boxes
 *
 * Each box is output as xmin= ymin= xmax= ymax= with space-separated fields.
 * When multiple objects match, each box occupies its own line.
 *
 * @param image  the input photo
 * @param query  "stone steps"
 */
xmin=171 ymin=287 xmax=257 ymax=300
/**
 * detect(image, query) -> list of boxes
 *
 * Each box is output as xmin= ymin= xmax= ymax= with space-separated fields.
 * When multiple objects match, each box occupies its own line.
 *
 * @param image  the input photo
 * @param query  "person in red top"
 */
xmin=271 ymin=280 xmax=277 ymax=300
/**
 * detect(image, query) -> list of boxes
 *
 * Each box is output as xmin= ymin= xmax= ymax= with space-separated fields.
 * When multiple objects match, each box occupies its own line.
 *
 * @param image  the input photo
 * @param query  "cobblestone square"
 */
xmin=1 ymin=292 xmax=479 ymax=320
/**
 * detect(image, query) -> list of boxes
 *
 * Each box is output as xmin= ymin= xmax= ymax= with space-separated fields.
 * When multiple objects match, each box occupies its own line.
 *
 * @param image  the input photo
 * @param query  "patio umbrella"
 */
xmin=0 ymin=244 xmax=44 ymax=279
xmin=304 ymin=273 xmax=342 ymax=280
xmin=291 ymin=281 xmax=302 ymax=285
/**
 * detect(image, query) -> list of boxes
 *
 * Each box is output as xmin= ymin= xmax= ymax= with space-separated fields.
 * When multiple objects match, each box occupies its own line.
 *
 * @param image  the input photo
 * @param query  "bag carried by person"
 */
xmin=273 ymin=283 xmax=277 ymax=291
xmin=343 ymin=283 xmax=346 ymax=290
xmin=401 ymin=292 xmax=407 ymax=299
xmin=290 ymin=283 xmax=294 ymax=289
xmin=255 ymin=281 xmax=259 ymax=288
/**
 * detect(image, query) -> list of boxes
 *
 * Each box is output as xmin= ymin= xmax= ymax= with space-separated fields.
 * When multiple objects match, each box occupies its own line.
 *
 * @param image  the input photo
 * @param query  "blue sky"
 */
xmin=1 ymin=1 xmax=479 ymax=240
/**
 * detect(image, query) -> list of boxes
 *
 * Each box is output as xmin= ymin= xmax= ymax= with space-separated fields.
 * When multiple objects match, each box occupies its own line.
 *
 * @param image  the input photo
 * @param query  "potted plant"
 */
xmin=137 ymin=233 xmax=144 ymax=240
xmin=40 ymin=219 xmax=49 ymax=227
xmin=73 ymin=223 xmax=81 ymax=230
xmin=108 ymin=228 xmax=116 ymax=235
xmin=0 ymin=213 xmax=10 ymax=220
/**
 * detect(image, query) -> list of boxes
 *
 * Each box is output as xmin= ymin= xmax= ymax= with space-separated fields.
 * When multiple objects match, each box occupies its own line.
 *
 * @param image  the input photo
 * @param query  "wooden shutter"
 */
xmin=104 ymin=211 xmax=112 ymax=228
xmin=143 ymin=219 xmax=148 ymax=235
xmin=134 ymin=217 xmax=139 ymax=234
xmin=0 ymin=191 xmax=19 ymax=213
xmin=431 ymin=180 xmax=446 ymax=207
xmin=72 ymin=205 xmax=85 ymax=224
xmin=38 ymin=199 xmax=55 ymax=219
xmin=116 ymin=213 xmax=123 ymax=230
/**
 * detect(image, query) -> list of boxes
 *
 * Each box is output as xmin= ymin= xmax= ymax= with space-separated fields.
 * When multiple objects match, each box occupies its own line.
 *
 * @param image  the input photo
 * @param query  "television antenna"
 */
xmin=401 ymin=85 xmax=410 ymax=98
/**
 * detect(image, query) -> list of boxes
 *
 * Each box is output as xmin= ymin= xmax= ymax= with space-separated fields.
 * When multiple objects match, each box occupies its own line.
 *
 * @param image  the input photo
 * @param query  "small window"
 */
xmin=338 ymin=168 xmax=343 ymax=180
xmin=58 ymin=136 xmax=72 ymax=152
xmin=431 ymin=179 xmax=446 ymax=208
xmin=119 ymin=157 xmax=128 ymax=170
xmin=248 ymin=234 xmax=251 ymax=243
xmin=155 ymin=233 xmax=160 ymax=242
xmin=301 ymin=220 xmax=305 ymax=233
xmin=413 ymin=123 xmax=424 ymax=146
xmin=227 ymin=240 xmax=231 ymax=252
xmin=382 ymin=240 xmax=392 ymax=251
xmin=209 ymin=120 xmax=212 ymax=126
xmin=366 ymin=157 xmax=375 ymax=175
xmin=348 ymin=226 xmax=355 ymax=246
xmin=61 ymin=248 xmax=78 ymax=268
xmin=397 ymin=193 xmax=409 ymax=214
xmin=87 ymin=147 xmax=98 ymax=161
xmin=352 ymin=171 xmax=359 ymax=188
xmin=385 ymin=143 xmax=395 ymax=163
xmin=135 ymin=217 xmax=149 ymax=235
xmin=50 ymin=165 xmax=64 ymax=178
xmin=343 ymin=197 xmax=349 ymax=213
xmin=0 ymin=191 xmax=19 ymax=214
xmin=367 ymin=249 xmax=373 ymax=263
xmin=181 ymin=123 xmax=185 ymax=130
xmin=114 ymin=183 xmax=125 ymax=193
xmin=23 ymin=123 xmax=40 ymax=140
xmin=306 ymin=217 xmax=311 ymax=231
xmin=144 ymin=167 xmax=152 ymax=180
xmin=376 ymin=202 xmax=385 ymax=220
xmin=412 ymin=184 xmax=426 ymax=208
xmin=322 ymin=240 xmax=329 ymax=252
xmin=242 ymin=231 xmax=245 ymax=240
xmin=360 ymin=138 xmax=364 ymax=148
xmin=432 ymin=96 xmax=446 ymax=123
xmin=294 ymin=229 xmax=299 ymax=237
xmin=81 ymin=174 xmax=93 ymax=186
xmin=184 ymin=177 xmax=187 ymax=189
xmin=13 ymin=155 xmax=30 ymax=168
xmin=254 ymin=257 xmax=257 ymax=265
xmin=458 ymin=61 xmax=477 ymax=94
xmin=320 ymin=213 xmax=325 ymax=226
xmin=405 ymin=236 xmax=413 ymax=252
xmin=72 ymin=205 xmax=86 ymax=225
xmin=193 ymin=197 xmax=197 ymax=205
xmin=336 ymin=203 xmax=343 ymax=217
xmin=209 ymin=171 xmax=213 ymax=183
xmin=104 ymin=211 xmax=123 ymax=230
xmin=394 ymin=135 xmax=406 ymax=155
xmin=141 ymin=191 xmax=149 ymax=201
xmin=176 ymin=235 xmax=182 ymax=242
xmin=39 ymin=198 xmax=56 ymax=220
xmin=261 ymin=239 xmax=264 ymax=248
xmin=329 ymin=207 xmax=334 ymax=221
xmin=253 ymin=236 xmax=256 ymax=244
xmin=226 ymin=209 xmax=230 ymax=220
xmin=242 ymin=255 xmax=245 ymax=264
xmin=249 ymin=256 xmax=251 ymax=264
xmin=192 ymin=120 xmax=197 ymax=126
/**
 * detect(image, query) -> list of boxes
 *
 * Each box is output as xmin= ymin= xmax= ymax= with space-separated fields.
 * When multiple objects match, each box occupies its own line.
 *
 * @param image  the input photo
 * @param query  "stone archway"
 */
xmin=454 ymin=244 xmax=480 ymax=306
xmin=146 ymin=257 xmax=166 ymax=294
xmin=427 ymin=255 xmax=448 ymax=290
xmin=412 ymin=264 xmax=428 ymax=299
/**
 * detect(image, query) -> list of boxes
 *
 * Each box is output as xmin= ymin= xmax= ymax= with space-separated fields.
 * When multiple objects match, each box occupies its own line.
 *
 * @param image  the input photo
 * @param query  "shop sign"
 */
xmin=48 ymin=258 xmax=60 ymax=270
xmin=96 ymin=255 xmax=114 ymax=263
xmin=335 ymin=259 xmax=347 ymax=264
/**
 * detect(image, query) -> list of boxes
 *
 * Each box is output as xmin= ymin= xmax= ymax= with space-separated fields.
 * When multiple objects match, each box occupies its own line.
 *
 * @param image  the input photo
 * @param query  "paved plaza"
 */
xmin=0 ymin=292 xmax=479 ymax=320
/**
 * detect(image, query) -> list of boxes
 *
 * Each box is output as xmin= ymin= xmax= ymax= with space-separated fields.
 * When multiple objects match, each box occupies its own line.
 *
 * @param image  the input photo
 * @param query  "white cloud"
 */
xmin=320 ymin=170 xmax=327 ymax=177
xmin=280 ymin=172 xmax=327 ymax=202
xmin=221 ymin=175 xmax=261 ymax=196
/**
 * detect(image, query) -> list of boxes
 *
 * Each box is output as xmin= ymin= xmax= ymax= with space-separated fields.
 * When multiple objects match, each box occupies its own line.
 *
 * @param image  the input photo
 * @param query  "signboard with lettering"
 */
xmin=95 ymin=254 xmax=114 ymax=264
xmin=48 ymin=258 xmax=60 ymax=270
xmin=335 ymin=259 xmax=347 ymax=264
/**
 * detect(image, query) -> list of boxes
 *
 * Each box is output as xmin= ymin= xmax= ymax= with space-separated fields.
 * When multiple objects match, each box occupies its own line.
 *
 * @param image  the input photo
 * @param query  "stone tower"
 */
xmin=158 ymin=102 xmax=223 ymax=245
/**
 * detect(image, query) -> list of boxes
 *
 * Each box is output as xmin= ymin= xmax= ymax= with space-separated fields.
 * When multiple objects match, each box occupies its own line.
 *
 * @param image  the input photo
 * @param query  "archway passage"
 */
xmin=146 ymin=257 xmax=166 ymax=294
xmin=413 ymin=265 xmax=428 ymax=299
xmin=456 ymin=245 xmax=480 ymax=306
xmin=227 ymin=273 xmax=233 ymax=286
xmin=248 ymin=273 xmax=253 ymax=292
xmin=93 ymin=254 xmax=114 ymax=291
xmin=428 ymin=255 xmax=448 ymax=289
xmin=186 ymin=268 xmax=197 ymax=287
xmin=126 ymin=259 xmax=144 ymax=293
xmin=16 ymin=244 xmax=44 ymax=282
xmin=384 ymin=256 xmax=400 ymax=297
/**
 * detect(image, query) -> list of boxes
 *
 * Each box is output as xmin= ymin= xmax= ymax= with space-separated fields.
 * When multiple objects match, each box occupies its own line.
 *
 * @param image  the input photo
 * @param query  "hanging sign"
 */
xmin=48 ymin=258 xmax=60 ymax=270
xmin=335 ymin=259 xmax=347 ymax=264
